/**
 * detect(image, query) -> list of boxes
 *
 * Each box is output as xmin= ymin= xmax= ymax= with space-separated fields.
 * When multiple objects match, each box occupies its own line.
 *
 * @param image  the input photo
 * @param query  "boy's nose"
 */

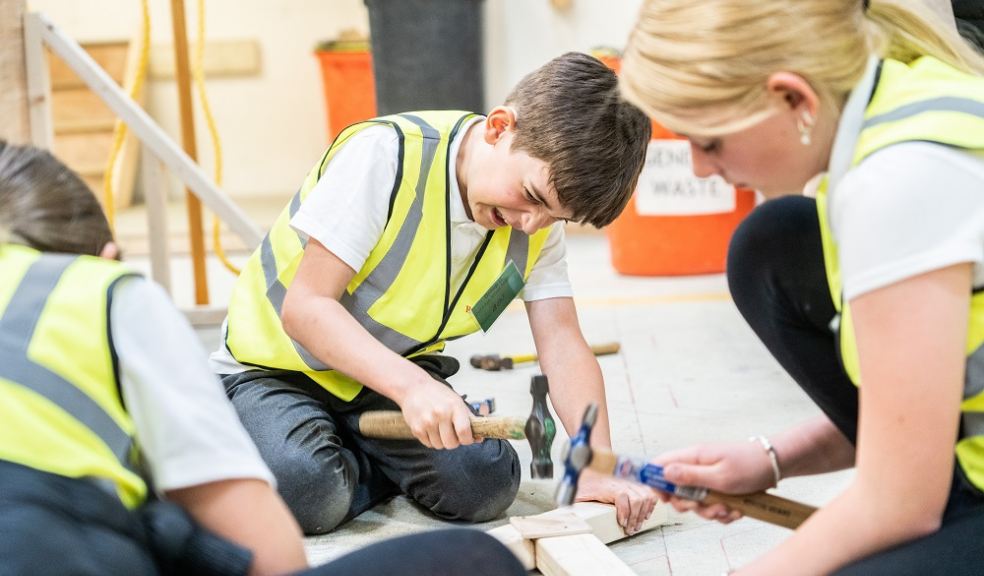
xmin=520 ymin=210 xmax=553 ymax=234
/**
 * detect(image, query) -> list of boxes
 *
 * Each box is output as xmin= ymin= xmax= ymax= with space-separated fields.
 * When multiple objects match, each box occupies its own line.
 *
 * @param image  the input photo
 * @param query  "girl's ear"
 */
xmin=766 ymin=71 xmax=820 ymax=118
xmin=99 ymin=241 xmax=120 ymax=261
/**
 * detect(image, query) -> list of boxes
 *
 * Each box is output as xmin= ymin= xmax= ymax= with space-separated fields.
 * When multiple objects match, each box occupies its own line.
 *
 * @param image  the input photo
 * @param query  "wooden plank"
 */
xmin=170 ymin=0 xmax=209 ymax=306
xmin=49 ymin=41 xmax=127 ymax=89
xmin=1 ymin=0 xmax=30 ymax=143
xmin=149 ymin=38 xmax=261 ymax=79
xmin=510 ymin=511 xmax=592 ymax=540
xmin=544 ymin=501 xmax=669 ymax=543
xmin=486 ymin=524 xmax=536 ymax=570
xmin=24 ymin=11 xmax=53 ymax=149
xmin=536 ymin=534 xmax=636 ymax=576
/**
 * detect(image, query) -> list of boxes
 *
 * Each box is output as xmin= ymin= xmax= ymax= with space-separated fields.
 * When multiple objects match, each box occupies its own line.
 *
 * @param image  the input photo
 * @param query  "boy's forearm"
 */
xmin=539 ymin=346 xmax=613 ymax=448
xmin=282 ymin=294 xmax=422 ymax=404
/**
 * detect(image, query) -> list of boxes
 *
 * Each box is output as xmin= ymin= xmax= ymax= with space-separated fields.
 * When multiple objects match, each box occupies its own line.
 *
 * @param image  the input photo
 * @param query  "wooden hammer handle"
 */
xmin=702 ymin=490 xmax=817 ymax=530
xmin=358 ymin=411 xmax=527 ymax=440
xmin=510 ymin=342 xmax=621 ymax=365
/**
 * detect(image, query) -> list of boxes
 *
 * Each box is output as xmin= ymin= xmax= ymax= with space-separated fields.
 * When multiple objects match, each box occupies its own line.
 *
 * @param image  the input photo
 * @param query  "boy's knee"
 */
xmin=425 ymin=441 xmax=520 ymax=523
xmin=268 ymin=432 xmax=358 ymax=535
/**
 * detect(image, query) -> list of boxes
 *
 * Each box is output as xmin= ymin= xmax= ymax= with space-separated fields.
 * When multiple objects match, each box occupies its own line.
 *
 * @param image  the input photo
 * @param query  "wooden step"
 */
xmin=53 ymin=131 xmax=114 ymax=171
xmin=52 ymin=88 xmax=117 ymax=133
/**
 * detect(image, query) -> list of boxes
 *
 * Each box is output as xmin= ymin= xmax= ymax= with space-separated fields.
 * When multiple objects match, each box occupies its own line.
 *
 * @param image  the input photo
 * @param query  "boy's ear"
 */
xmin=484 ymin=106 xmax=518 ymax=144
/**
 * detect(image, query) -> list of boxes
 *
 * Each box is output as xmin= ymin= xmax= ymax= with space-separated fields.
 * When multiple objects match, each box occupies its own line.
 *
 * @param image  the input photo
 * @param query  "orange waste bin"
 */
xmin=596 ymin=50 xmax=756 ymax=276
xmin=314 ymin=36 xmax=377 ymax=141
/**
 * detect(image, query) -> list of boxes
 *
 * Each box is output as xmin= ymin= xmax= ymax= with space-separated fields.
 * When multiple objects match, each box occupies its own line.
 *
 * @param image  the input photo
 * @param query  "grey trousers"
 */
xmin=221 ymin=355 xmax=520 ymax=535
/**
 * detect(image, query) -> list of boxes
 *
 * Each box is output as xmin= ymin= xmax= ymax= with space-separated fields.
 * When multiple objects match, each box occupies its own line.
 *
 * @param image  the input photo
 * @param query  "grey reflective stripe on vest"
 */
xmin=505 ymin=230 xmax=530 ymax=276
xmin=336 ymin=113 xmax=441 ymax=355
xmin=965 ymin=343 xmax=984 ymax=401
xmin=957 ymin=342 xmax=984 ymax=439
xmin=0 ymin=256 xmax=134 ymax=469
xmin=260 ymin=232 xmax=327 ymax=370
xmin=863 ymin=96 xmax=984 ymax=129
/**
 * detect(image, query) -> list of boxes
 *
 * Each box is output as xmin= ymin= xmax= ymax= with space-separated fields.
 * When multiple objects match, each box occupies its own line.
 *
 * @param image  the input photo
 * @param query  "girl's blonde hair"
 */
xmin=0 ymin=141 xmax=113 ymax=256
xmin=620 ymin=0 xmax=984 ymax=136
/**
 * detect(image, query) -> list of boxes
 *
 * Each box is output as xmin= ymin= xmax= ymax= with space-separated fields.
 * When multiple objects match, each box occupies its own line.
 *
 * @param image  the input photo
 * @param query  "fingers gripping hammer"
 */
xmin=556 ymin=404 xmax=818 ymax=530
xmin=358 ymin=375 xmax=557 ymax=479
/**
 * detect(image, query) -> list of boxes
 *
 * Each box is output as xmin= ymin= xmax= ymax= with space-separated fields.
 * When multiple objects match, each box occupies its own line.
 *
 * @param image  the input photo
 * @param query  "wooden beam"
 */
xmin=150 ymin=38 xmax=261 ymax=79
xmin=169 ymin=0 xmax=209 ymax=306
xmin=2 ymin=0 xmax=30 ymax=143
xmin=23 ymin=10 xmax=52 ymax=149
xmin=536 ymin=534 xmax=636 ymax=576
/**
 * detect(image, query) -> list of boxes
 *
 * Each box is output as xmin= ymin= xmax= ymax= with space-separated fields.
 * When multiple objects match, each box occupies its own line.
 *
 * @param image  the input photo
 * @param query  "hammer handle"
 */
xmin=702 ymin=490 xmax=816 ymax=530
xmin=358 ymin=411 xmax=527 ymax=440
xmin=510 ymin=342 xmax=621 ymax=365
xmin=587 ymin=448 xmax=816 ymax=529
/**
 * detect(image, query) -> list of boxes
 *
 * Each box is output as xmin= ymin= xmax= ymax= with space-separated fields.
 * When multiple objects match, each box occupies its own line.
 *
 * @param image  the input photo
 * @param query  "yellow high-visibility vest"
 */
xmin=0 ymin=244 xmax=146 ymax=508
xmin=226 ymin=111 xmax=552 ymax=400
xmin=816 ymin=56 xmax=984 ymax=489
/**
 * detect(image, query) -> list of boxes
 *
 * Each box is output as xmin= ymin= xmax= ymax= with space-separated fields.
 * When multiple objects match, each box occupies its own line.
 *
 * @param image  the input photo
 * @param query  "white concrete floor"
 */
xmin=128 ymin=229 xmax=853 ymax=575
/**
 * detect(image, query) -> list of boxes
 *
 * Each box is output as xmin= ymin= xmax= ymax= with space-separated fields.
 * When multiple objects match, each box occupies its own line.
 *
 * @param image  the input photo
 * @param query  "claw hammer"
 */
xmin=555 ymin=404 xmax=817 ymax=530
xmin=470 ymin=342 xmax=620 ymax=371
xmin=358 ymin=375 xmax=557 ymax=478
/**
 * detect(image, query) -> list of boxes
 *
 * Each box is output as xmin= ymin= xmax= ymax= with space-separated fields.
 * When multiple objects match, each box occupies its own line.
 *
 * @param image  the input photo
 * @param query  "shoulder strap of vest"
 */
xmin=0 ymin=254 xmax=135 ymax=466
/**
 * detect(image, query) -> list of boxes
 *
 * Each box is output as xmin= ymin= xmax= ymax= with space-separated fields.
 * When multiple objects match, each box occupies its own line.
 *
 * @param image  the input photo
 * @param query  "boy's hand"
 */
xmin=397 ymin=378 xmax=476 ymax=449
xmin=574 ymin=470 xmax=657 ymax=535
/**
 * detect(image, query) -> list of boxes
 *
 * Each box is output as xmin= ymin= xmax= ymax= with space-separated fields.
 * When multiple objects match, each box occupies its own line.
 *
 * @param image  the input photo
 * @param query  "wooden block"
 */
xmin=149 ymin=38 xmax=261 ymax=79
xmin=509 ymin=511 xmax=592 ymax=539
xmin=486 ymin=524 xmax=536 ymax=570
xmin=543 ymin=501 xmax=670 ymax=544
xmin=536 ymin=534 xmax=636 ymax=576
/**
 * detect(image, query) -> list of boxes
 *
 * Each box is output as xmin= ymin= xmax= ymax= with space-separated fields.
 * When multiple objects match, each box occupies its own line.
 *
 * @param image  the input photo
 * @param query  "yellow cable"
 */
xmin=102 ymin=0 xmax=150 ymax=232
xmin=193 ymin=0 xmax=240 ymax=275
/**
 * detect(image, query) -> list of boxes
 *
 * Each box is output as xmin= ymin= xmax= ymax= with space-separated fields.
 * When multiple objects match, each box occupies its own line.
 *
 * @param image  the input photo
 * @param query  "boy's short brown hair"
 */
xmin=505 ymin=52 xmax=651 ymax=228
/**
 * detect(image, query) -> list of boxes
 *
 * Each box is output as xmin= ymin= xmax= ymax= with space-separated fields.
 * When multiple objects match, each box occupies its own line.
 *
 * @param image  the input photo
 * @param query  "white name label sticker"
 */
xmin=634 ymin=140 xmax=736 ymax=216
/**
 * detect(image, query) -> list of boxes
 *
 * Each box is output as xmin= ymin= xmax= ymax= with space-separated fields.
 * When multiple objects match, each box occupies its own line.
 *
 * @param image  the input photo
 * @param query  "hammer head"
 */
xmin=524 ymin=375 xmax=556 ymax=479
xmin=555 ymin=403 xmax=598 ymax=506
xmin=469 ymin=354 xmax=513 ymax=371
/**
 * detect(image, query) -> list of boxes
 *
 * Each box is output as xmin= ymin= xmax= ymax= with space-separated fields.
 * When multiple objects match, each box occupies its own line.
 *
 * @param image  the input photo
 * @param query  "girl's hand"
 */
xmin=652 ymin=441 xmax=777 ymax=523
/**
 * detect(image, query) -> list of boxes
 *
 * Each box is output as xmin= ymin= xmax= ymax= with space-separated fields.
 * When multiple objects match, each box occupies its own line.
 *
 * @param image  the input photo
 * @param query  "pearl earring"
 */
xmin=797 ymin=111 xmax=815 ymax=146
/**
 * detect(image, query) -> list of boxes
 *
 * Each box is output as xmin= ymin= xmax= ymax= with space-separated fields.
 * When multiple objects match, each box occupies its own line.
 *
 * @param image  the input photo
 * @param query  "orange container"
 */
xmin=596 ymin=50 xmax=755 ymax=276
xmin=314 ymin=49 xmax=377 ymax=140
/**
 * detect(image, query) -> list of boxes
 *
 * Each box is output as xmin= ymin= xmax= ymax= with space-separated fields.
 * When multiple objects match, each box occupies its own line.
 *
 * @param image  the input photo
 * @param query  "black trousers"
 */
xmin=0 ymin=461 xmax=524 ymax=576
xmin=727 ymin=196 xmax=984 ymax=575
